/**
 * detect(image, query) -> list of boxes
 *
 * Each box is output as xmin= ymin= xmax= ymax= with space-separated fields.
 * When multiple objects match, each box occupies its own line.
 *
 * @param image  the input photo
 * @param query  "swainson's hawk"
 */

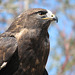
xmin=0 ymin=8 xmax=58 ymax=75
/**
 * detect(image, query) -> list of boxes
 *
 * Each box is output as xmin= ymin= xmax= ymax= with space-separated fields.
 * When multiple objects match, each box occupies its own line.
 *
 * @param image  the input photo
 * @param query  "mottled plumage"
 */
xmin=0 ymin=8 xmax=58 ymax=75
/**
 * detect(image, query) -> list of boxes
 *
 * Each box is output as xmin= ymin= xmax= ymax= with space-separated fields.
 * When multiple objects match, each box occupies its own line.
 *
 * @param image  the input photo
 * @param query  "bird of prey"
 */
xmin=0 ymin=8 xmax=58 ymax=75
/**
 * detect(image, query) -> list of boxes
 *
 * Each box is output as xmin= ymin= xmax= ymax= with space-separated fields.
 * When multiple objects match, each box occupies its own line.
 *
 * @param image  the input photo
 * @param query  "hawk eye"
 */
xmin=38 ymin=11 xmax=47 ymax=15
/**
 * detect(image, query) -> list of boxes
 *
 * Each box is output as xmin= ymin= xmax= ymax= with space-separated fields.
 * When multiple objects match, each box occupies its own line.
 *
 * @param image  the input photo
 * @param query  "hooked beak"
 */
xmin=53 ymin=16 xmax=58 ymax=23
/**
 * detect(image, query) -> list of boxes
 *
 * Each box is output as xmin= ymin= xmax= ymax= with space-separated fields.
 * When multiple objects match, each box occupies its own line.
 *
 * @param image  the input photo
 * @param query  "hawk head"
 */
xmin=23 ymin=8 xmax=58 ymax=29
xmin=7 ymin=8 xmax=58 ymax=32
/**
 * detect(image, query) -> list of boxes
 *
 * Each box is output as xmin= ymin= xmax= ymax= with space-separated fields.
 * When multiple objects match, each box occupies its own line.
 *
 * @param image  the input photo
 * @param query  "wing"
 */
xmin=0 ymin=37 xmax=18 ymax=70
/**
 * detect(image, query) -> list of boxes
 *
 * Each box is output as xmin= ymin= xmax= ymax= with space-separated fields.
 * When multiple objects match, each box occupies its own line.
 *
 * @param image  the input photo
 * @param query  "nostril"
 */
xmin=51 ymin=15 xmax=53 ymax=17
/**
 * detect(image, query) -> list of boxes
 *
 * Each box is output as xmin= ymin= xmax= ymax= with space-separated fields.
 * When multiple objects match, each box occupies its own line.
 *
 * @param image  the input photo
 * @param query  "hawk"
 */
xmin=0 ymin=8 xmax=58 ymax=75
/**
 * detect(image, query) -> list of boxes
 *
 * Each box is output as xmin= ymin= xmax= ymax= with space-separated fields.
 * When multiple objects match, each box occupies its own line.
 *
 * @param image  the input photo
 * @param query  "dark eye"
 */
xmin=38 ymin=11 xmax=47 ymax=15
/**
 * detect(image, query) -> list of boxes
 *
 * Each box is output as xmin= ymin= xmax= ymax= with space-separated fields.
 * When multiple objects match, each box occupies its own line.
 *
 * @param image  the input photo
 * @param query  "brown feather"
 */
xmin=0 ymin=8 xmax=51 ymax=75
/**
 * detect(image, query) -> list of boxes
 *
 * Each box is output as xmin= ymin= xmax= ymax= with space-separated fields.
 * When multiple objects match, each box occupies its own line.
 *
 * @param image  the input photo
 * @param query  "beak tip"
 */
xmin=53 ymin=16 xmax=58 ymax=23
xmin=55 ymin=16 xmax=58 ymax=23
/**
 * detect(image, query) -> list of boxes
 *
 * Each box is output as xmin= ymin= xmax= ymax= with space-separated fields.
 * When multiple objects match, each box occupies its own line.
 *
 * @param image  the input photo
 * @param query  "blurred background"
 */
xmin=0 ymin=0 xmax=75 ymax=75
